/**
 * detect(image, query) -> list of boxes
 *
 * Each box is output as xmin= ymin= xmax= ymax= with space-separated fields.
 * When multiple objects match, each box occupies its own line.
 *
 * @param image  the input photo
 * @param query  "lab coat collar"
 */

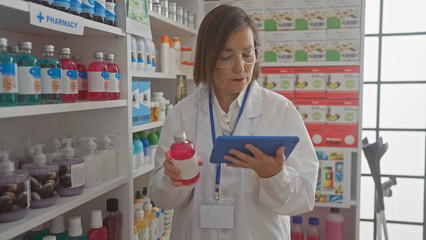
xmin=197 ymin=81 xmax=263 ymax=139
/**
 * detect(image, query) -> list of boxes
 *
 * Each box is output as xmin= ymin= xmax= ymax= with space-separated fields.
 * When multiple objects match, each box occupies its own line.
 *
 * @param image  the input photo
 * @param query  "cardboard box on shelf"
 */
xmin=264 ymin=0 xmax=296 ymax=31
xmin=327 ymin=0 xmax=361 ymax=29
xmin=132 ymin=81 xmax=140 ymax=126
xmin=325 ymin=99 xmax=359 ymax=131
xmin=326 ymin=28 xmax=361 ymax=61
xmin=326 ymin=66 xmax=360 ymax=99
xmin=236 ymin=0 xmax=265 ymax=30
xmin=262 ymin=67 xmax=295 ymax=99
xmin=294 ymin=66 xmax=326 ymax=98
xmin=309 ymin=130 xmax=326 ymax=147
xmin=324 ymin=131 xmax=358 ymax=148
xmin=295 ymin=0 xmax=327 ymax=30
xmin=295 ymin=30 xmax=326 ymax=62
xmin=295 ymin=98 xmax=326 ymax=130
xmin=139 ymin=81 xmax=151 ymax=124
xmin=264 ymin=31 xmax=296 ymax=62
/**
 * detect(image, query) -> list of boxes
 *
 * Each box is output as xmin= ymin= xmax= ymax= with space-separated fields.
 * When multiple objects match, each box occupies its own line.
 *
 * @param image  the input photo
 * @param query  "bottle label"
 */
xmin=138 ymin=226 xmax=149 ymax=240
xmin=137 ymin=47 xmax=144 ymax=63
xmin=71 ymin=0 xmax=82 ymax=12
xmin=94 ymin=0 xmax=106 ymax=18
xmin=62 ymin=69 xmax=78 ymax=94
xmin=109 ymin=72 xmax=120 ymax=93
xmin=106 ymin=2 xmax=116 ymax=21
xmin=54 ymin=0 xmax=71 ymax=8
xmin=18 ymin=66 xmax=41 ymax=94
xmin=82 ymin=0 xmax=95 ymax=14
xmin=0 ymin=63 xmax=18 ymax=93
xmin=78 ymin=71 xmax=88 ymax=91
xmin=131 ymin=49 xmax=136 ymax=63
xmin=88 ymin=71 xmax=109 ymax=92
xmin=41 ymin=68 xmax=62 ymax=94
xmin=70 ymin=162 xmax=85 ymax=187
xmin=172 ymin=154 xmax=199 ymax=180
xmin=149 ymin=219 xmax=156 ymax=240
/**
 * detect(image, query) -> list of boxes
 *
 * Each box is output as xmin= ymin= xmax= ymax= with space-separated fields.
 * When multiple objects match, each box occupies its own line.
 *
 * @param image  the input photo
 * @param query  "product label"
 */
xmin=264 ymin=0 xmax=295 ymax=31
xmin=0 ymin=63 xmax=18 ymax=93
xmin=62 ymin=69 xmax=78 ymax=94
xmin=172 ymin=154 xmax=199 ymax=180
xmin=70 ymin=162 xmax=85 ymax=188
xmin=54 ymin=0 xmax=71 ymax=8
xmin=71 ymin=0 xmax=82 ymax=12
xmin=149 ymin=219 xmax=156 ymax=240
xmin=138 ymin=226 xmax=149 ymax=240
xmin=94 ymin=0 xmax=106 ymax=18
xmin=18 ymin=66 xmax=41 ymax=94
xmin=78 ymin=71 xmax=88 ymax=91
xmin=88 ymin=71 xmax=109 ymax=92
xmin=82 ymin=0 xmax=95 ymax=14
xmin=41 ymin=68 xmax=62 ymax=94
xmin=106 ymin=2 xmax=116 ymax=21
xmin=109 ymin=72 xmax=120 ymax=93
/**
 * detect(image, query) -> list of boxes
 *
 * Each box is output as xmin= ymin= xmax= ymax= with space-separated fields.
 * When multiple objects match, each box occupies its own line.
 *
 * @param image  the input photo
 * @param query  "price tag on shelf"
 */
xmin=29 ymin=3 xmax=84 ymax=35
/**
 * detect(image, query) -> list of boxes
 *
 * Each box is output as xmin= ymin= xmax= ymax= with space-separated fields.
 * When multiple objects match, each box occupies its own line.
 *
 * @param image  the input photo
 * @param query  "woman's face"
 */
xmin=212 ymin=27 xmax=255 ymax=98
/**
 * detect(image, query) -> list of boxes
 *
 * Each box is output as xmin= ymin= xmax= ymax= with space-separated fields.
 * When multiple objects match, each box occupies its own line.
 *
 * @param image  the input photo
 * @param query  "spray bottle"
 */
xmin=80 ymin=137 xmax=103 ymax=188
xmin=99 ymin=134 xmax=117 ymax=181
xmin=22 ymin=144 xmax=59 ymax=208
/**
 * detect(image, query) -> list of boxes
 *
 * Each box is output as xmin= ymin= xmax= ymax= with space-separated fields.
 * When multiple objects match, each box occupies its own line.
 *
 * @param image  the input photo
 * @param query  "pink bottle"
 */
xmin=105 ymin=54 xmax=120 ymax=100
xmin=59 ymin=48 xmax=78 ymax=103
xmin=325 ymin=208 xmax=344 ymax=240
xmin=290 ymin=216 xmax=304 ymax=240
xmin=307 ymin=217 xmax=321 ymax=240
xmin=73 ymin=55 xmax=88 ymax=100
xmin=170 ymin=130 xmax=200 ymax=185
xmin=103 ymin=198 xmax=122 ymax=240
xmin=88 ymin=210 xmax=108 ymax=240
xmin=88 ymin=52 xmax=109 ymax=101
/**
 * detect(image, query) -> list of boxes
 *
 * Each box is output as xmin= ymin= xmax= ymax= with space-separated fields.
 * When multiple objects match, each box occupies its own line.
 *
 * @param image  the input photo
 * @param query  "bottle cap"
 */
xmin=142 ymin=186 xmax=148 ymax=195
xmin=107 ymin=198 xmax=119 ymax=212
xmin=0 ymin=151 xmax=15 ymax=173
xmin=0 ymin=38 xmax=7 ymax=47
xmin=93 ymin=52 xmax=104 ymax=59
xmin=181 ymin=46 xmax=191 ymax=51
xmin=59 ymin=48 xmax=71 ymax=55
xmin=133 ymin=132 xmax=140 ymax=140
xmin=18 ymin=41 xmax=32 ymax=50
xmin=90 ymin=210 xmax=103 ymax=228
xmin=173 ymin=130 xmax=186 ymax=142
xmin=161 ymin=35 xmax=170 ymax=44
xmin=50 ymin=215 xmax=65 ymax=234
xmin=292 ymin=216 xmax=302 ymax=224
xmin=169 ymin=39 xmax=173 ymax=48
xmin=72 ymin=55 xmax=81 ymax=61
xmin=331 ymin=207 xmax=340 ymax=213
xmin=33 ymin=144 xmax=47 ymax=165
xmin=31 ymin=224 xmax=44 ymax=231
xmin=135 ymin=208 xmax=144 ymax=221
xmin=147 ymin=132 xmax=159 ymax=145
xmin=101 ymin=134 xmax=113 ymax=149
xmin=105 ymin=54 xmax=115 ymax=60
xmin=309 ymin=217 xmax=319 ymax=225
xmin=80 ymin=137 xmax=97 ymax=150
xmin=139 ymin=132 xmax=146 ymax=138
xmin=42 ymin=236 xmax=56 ymax=240
xmin=7 ymin=45 xmax=18 ymax=54
xmin=62 ymin=138 xmax=75 ymax=157
xmin=51 ymin=137 xmax=63 ymax=152
xmin=68 ymin=216 xmax=83 ymax=237
xmin=172 ymin=37 xmax=180 ymax=42
xmin=152 ymin=92 xmax=164 ymax=97
xmin=42 ymin=45 xmax=55 ymax=53
xmin=135 ymin=190 xmax=142 ymax=199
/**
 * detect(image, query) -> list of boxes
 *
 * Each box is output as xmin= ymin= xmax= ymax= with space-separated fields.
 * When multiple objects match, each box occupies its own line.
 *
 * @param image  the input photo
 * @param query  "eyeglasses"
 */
xmin=216 ymin=47 xmax=261 ymax=69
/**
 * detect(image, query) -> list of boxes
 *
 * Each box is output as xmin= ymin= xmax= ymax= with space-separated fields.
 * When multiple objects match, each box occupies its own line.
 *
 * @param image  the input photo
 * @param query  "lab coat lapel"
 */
xmin=233 ymin=81 xmax=263 ymax=136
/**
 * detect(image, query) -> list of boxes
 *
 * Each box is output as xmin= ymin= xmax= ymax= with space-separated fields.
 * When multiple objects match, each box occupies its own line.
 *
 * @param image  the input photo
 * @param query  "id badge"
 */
xmin=200 ymin=198 xmax=234 ymax=229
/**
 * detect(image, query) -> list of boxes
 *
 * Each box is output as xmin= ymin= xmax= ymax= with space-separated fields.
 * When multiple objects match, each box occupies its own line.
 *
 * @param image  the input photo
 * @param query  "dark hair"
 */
xmin=193 ymin=5 xmax=261 ymax=91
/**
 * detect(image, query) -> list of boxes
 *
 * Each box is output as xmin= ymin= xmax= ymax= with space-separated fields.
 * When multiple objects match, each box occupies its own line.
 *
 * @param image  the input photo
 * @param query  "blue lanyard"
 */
xmin=209 ymin=83 xmax=251 ymax=200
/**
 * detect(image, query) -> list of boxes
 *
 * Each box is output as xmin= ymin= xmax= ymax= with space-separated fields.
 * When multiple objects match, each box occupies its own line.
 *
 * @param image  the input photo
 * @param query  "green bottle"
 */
xmin=40 ymin=45 xmax=62 ymax=104
xmin=0 ymin=38 xmax=18 ymax=106
xmin=17 ymin=41 xmax=40 ymax=105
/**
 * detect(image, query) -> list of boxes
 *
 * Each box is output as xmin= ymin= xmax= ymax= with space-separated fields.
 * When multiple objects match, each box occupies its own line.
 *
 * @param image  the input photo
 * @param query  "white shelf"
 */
xmin=0 ymin=100 xmax=127 ymax=119
xmin=148 ymin=10 xmax=197 ymax=37
xmin=261 ymin=61 xmax=361 ymax=67
xmin=0 ymin=176 xmax=127 ymax=240
xmin=132 ymin=121 xmax=164 ymax=132
xmin=132 ymin=71 xmax=177 ymax=79
xmin=0 ymin=0 xmax=125 ymax=38
xmin=133 ymin=163 xmax=155 ymax=179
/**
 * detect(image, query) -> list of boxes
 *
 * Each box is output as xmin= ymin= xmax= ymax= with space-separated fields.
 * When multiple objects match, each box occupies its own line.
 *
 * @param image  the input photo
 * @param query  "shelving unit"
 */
xmin=262 ymin=61 xmax=361 ymax=67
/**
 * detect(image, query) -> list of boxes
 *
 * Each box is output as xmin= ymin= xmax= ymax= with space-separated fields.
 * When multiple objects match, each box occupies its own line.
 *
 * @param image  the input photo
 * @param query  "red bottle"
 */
xmin=103 ymin=198 xmax=123 ymax=240
xmin=73 ymin=55 xmax=88 ymax=100
xmin=59 ymin=48 xmax=78 ymax=103
xmin=291 ymin=216 xmax=304 ymax=240
xmin=88 ymin=52 xmax=109 ymax=101
xmin=88 ymin=210 xmax=108 ymax=240
xmin=170 ymin=130 xmax=200 ymax=185
xmin=307 ymin=217 xmax=321 ymax=240
xmin=105 ymin=54 xmax=120 ymax=100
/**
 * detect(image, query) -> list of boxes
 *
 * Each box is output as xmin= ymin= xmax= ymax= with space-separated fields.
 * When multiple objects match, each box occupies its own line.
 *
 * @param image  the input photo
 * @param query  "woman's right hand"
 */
xmin=163 ymin=150 xmax=203 ymax=187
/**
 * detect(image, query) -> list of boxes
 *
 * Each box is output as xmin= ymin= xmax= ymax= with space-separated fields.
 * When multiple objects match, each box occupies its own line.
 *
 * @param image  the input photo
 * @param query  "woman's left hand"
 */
xmin=224 ymin=144 xmax=285 ymax=178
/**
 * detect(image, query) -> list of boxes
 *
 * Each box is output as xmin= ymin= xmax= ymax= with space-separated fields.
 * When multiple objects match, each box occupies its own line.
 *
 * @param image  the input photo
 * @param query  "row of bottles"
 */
xmin=26 ymin=0 xmax=117 ymax=26
xmin=0 ymin=135 xmax=118 ymax=223
xmin=132 ymin=131 xmax=159 ymax=170
xmin=21 ymin=198 xmax=122 ymax=240
xmin=0 ymin=38 xmax=121 ymax=106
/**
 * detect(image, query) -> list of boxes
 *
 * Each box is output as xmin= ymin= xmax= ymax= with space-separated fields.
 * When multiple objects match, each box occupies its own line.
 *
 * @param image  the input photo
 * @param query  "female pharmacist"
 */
xmin=148 ymin=5 xmax=319 ymax=239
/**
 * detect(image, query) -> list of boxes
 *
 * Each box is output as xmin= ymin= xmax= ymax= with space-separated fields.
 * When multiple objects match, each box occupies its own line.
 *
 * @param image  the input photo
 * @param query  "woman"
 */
xmin=148 ymin=5 xmax=318 ymax=239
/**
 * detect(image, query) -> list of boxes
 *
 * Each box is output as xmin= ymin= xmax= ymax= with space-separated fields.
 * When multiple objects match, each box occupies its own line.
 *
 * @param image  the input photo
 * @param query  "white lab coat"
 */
xmin=148 ymin=81 xmax=319 ymax=240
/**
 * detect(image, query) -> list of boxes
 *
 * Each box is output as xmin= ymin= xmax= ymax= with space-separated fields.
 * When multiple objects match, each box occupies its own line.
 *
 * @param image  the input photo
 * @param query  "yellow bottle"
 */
xmin=135 ymin=208 xmax=149 ymax=240
xmin=152 ymin=205 xmax=161 ymax=240
xmin=144 ymin=203 xmax=157 ymax=240
xmin=134 ymin=190 xmax=143 ymax=211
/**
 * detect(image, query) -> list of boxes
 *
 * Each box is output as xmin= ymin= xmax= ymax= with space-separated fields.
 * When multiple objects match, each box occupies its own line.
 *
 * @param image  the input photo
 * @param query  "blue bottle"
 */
xmin=139 ymin=131 xmax=150 ymax=165
xmin=17 ymin=41 xmax=40 ymax=105
xmin=70 ymin=0 xmax=82 ymax=16
xmin=54 ymin=0 xmax=70 ymax=12
xmin=133 ymin=132 xmax=144 ymax=169
xmin=94 ymin=0 xmax=106 ymax=23
xmin=22 ymin=224 xmax=50 ymax=240
xmin=40 ymin=45 xmax=62 ymax=104
xmin=0 ymin=38 xmax=18 ymax=106
xmin=81 ymin=0 xmax=95 ymax=20
xmin=39 ymin=0 xmax=54 ymax=7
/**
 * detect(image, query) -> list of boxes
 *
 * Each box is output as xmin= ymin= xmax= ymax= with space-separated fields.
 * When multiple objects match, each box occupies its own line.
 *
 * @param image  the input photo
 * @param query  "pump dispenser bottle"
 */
xmin=88 ymin=210 xmax=107 ymax=240
xmin=170 ymin=130 xmax=200 ymax=185
xmin=52 ymin=138 xmax=85 ymax=196
xmin=99 ymin=134 xmax=117 ymax=181
xmin=22 ymin=144 xmax=59 ymax=208
xmin=0 ymin=151 xmax=30 ymax=222
xmin=50 ymin=215 xmax=69 ymax=240
xmin=47 ymin=137 xmax=64 ymax=162
xmin=15 ymin=136 xmax=35 ymax=169
xmin=103 ymin=198 xmax=122 ymax=240
xmin=0 ymin=38 xmax=18 ymax=106
xmin=80 ymin=137 xmax=103 ymax=188
xmin=68 ymin=216 xmax=88 ymax=240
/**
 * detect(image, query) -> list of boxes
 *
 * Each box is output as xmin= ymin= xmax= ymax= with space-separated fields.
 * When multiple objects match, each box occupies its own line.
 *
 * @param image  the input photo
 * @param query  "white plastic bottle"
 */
xmin=131 ymin=35 xmax=137 ymax=72
xmin=99 ymin=134 xmax=117 ymax=181
xmin=147 ymin=132 xmax=158 ymax=165
xmin=172 ymin=37 xmax=182 ymax=74
xmin=150 ymin=39 xmax=156 ymax=72
xmin=144 ymin=37 xmax=152 ymax=72
xmin=47 ymin=137 xmax=63 ymax=162
xmin=136 ymin=37 xmax=145 ymax=72
xmin=169 ymin=39 xmax=176 ymax=74
xmin=81 ymin=137 xmax=103 ymax=188
xmin=160 ymin=35 xmax=170 ymax=73
xmin=152 ymin=92 xmax=166 ymax=121
xmin=144 ymin=202 xmax=157 ymax=240
xmin=325 ymin=208 xmax=344 ymax=240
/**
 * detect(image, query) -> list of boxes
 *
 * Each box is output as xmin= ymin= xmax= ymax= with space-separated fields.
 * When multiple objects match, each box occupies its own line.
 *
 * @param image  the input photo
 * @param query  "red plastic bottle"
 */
xmin=88 ymin=210 xmax=108 ymax=240
xmin=307 ymin=217 xmax=321 ymax=240
xmin=105 ymin=54 xmax=120 ymax=100
xmin=325 ymin=208 xmax=344 ymax=240
xmin=103 ymin=198 xmax=123 ymax=240
xmin=170 ymin=130 xmax=200 ymax=185
xmin=291 ymin=216 xmax=304 ymax=240
xmin=88 ymin=52 xmax=109 ymax=101
xmin=59 ymin=48 xmax=78 ymax=103
xmin=73 ymin=55 xmax=88 ymax=100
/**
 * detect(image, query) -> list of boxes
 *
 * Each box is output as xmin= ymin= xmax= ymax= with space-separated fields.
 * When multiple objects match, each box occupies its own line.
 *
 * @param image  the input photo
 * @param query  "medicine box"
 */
xmin=295 ymin=30 xmax=326 ymax=62
xmin=236 ymin=0 xmax=265 ymax=31
xmin=295 ymin=0 xmax=327 ymax=30
xmin=309 ymin=130 xmax=326 ymax=147
xmin=295 ymin=98 xmax=326 ymax=130
xmin=139 ymin=81 xmax=151 ymax=124
xmin=294 ymin=67 xmax=326 ymax=98
xmin=326 ymin=28 xmax=361 ymax=61
xmin=326 ymin=66 xmax=360 ymax=99
xmin=264 ymin=31 xmax=296 ymax=62
xmin=132 ymin=81 xmax=140 ymax=126
xmin=264 ymin=0 xmax=296 ymax=31
xmin=327 ymin=0 xmax=361 ymax=29
xmin=325 ymin=130 xmax=358 ymax=148
xmin=262 ymin=67 xmax=295 ymax=99
xmin=325 ymin=99 xmax=358 ymax=131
